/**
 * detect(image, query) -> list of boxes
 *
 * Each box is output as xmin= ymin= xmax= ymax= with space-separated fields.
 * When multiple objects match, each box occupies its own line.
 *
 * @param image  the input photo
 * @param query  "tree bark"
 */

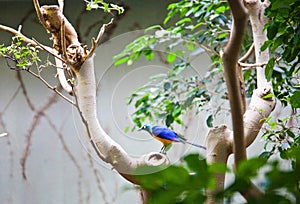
xmin=1 ymin=0 xmax=170 ymax=194
xmin=206 ymin=0 xmax=275 ymax=203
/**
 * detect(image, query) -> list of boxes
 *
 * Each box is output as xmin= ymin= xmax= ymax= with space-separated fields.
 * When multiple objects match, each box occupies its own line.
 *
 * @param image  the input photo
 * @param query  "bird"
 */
xmin=139 ymin=124 xmax=206 ymax=153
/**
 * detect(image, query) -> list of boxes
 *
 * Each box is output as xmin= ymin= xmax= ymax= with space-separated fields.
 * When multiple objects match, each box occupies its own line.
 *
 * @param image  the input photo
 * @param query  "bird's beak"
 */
xmin=138 ymin=128 xmax=143 ymax=131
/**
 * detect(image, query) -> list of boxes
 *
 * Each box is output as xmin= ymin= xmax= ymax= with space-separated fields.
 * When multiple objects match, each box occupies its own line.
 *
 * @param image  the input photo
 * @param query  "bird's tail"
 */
xmin=185 ymin=141 xmax=206 ymax=150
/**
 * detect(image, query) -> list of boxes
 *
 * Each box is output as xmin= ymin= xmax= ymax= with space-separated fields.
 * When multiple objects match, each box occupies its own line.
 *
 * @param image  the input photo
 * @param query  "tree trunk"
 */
xmin=206 ymin=0 xmax=275 ymax=203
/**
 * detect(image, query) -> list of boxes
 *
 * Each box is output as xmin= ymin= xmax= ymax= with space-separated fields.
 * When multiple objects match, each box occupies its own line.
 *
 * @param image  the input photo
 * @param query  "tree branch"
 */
xmin=73 ymin=54 xmax=169 ymax=184
xmin=243 ymin=0 xmax=275 ymax=148
xmin=86 ymin=18 xmax=114 ymax=59
xmin=222 ymin=0 xmax=248 ymax=166
xmin=239 ymin=43 xmax=254 ymax=63
xmin=206 ymin=0 xmax=276 ymax=202
xmin=244 ymin=0 xmax=271 ymax=88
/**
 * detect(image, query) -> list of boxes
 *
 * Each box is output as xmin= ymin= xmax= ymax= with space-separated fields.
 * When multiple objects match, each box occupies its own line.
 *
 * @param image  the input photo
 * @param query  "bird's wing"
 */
xmin=152 ymin=126 xmax=182 ymax=142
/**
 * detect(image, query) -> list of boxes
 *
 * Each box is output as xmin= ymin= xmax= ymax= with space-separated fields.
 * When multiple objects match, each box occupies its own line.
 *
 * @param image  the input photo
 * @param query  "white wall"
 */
xmin=0 ymin=1 xmax=286 ymax=204
xmin=0 ymin=1 xmax=211 ymax=204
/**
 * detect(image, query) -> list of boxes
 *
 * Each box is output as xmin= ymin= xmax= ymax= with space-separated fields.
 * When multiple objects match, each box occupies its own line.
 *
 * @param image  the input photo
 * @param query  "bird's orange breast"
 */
xmin=152 ymin=134 xmax=173 ymax=146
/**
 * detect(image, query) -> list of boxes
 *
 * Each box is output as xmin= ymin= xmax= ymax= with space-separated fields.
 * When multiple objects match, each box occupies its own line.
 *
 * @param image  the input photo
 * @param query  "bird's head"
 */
xmin=139 ymin=124 xmax=152 ymax=133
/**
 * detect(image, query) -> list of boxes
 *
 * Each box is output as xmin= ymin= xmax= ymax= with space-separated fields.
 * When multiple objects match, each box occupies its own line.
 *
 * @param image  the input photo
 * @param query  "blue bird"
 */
xmin=140 ymin=124 xmax=206 ymax=153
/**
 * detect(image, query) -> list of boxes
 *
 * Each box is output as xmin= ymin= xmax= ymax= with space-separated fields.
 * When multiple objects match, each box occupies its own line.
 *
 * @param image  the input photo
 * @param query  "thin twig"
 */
xmin=33 ymin=0 xmax=48 ymax=29
xmin=0 ymin=25 xmax=40 ymax=46
xmin=60 ymin=19 xmax=68 ymax=60
xmin=239 ymin=56 xmax=282 ymax=70
xmin=26 ymin=69 xmax=75 ymax=105
xmin=240 ymin=62 xmax=266 ymax=69
xmin=86 ymin=18 xmax=114 ymax=59
xmin=32 ymin=38 xmax=66 ymax=63
xmin=239 ymin=43 xmax=254 ymax=63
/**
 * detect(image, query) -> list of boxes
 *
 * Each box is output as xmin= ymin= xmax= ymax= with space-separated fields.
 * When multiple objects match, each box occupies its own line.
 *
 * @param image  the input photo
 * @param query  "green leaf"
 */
xmin=267 ymin=21 xmax=279 ymax=40
xmin=166 ymin=52 xmax=177 ymax=63
xmin=263 ymin=93 xmax=274 ymax=99
xmin=261 ymin=40 xmax=273 ymax=51
xmin=165 ymin=114 xmax=174 ymax=127
xmin=124 ymin=126 xmax=130 ymax=133
xmin=290 ymin=90 xmax=300 ymax=108
xmin=259 ymin=151 xmax=273 ymax=160
xmin=208 ymin=162 xmax=229 ymax=173
xmin=183 ymin=154 xmax=206 ymax=174
xmin=185 ymin=42 xmax=196 ymax=51
xmin=135 ymin=94 xmax=149 ymax=108
xmin=172 ymin=106 xmax=181 ymax=117
xmin=145 ymin=25 xmax=163 ymax=31
xmin=143 ymin=50 xmax=154 ymax=61
xmin=265 ymin=57 xmax=275 ymax=81
xmin=176 ymin=17 xmax=191 ymax=26
xmin=163 ymin=82 xmax=171 ymax=91
xmin=127 ymin=59 xmax=133 ymax=66
xmin=217 ymin=32 xmax=228 ymax=40
xmin=236 ymin=157 xmax=267 ymax=178
xmin=206 ymin=115 xmax=213 ymax=128
xmin=114 ymin=56 xmax=129 ymax=67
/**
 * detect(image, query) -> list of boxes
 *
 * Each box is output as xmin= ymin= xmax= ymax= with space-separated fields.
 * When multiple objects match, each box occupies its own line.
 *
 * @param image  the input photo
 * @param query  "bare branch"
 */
xmin=240 ymin=56 xmax=282 ymax=70
xmin=31 ymin=38 xmax=66 ymax=63
xmin=58 ymin=0 xmax=64 ymax=12
xmin=240 ymin=62 xmax=266 ymax=69
xmin=60 ymin=19 xmax=68 ymax=60
xmin=27 ymin=68 xmax=75 ymax=105
xmin=239 ymin=43 xmax=254 ymax=63
xmin=0 ymin=25 xmax=41 ymax=47
xmin=33 ymin=0 xmax=48 ymax=29
xmin=95 ymin=18 xmax=114 ymax=45
xmin=86 ymin=18 xmax=114 ymax=59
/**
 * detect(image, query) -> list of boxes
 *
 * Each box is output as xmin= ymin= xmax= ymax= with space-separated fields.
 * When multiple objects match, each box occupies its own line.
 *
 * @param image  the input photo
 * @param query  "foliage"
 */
xmin=114 ymin=0 xmax=231 ymax=67
xmin=0 ymin=35 xmax=40 ymax=70
xmin=135 ymin=154 xmax=227 ymax=204
xmin=263 ymin=0 xmax=300 ymax=107
xmin=219 ymin=151 xmax=300 ymax=203
xmin=117 ymin=0 xmax=300 ymax=202
xmin=261 ymin=115 xmax=300 ymax=160
xmin=84 ymin=0 xmax=124 ymax=14
xmin=135 ymin=151 xmax=300 ymax=203
xmin=163 ymin=0 xmax=231 ymax=53
xmin=126 ymin=64 xmax=211 ymax=130
xmin=115 ymin=0 xmax=232 ymax=129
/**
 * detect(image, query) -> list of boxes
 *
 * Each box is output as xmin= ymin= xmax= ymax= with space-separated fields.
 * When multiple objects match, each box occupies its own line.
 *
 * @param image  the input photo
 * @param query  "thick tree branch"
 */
xmin=222 ymin=0 xmax=248 ymax=166
xmin=243 ymin=0 xmax=275 ymax=146
xmin=244 ymin=0 xmax=271 ymax=88
xmin=1 ymin=2 xmax=169 ymax=188
xmin=73 ymin=55 xmax=169 ymax=184
xmin=206 ymin=125 xmax=232 ymax=204
xmin=206 ymin=0 xmax=276 ymax=202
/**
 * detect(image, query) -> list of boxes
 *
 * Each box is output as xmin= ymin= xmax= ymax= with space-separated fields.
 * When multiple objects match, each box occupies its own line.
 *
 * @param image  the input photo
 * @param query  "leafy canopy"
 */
xmin=114 ymin=0 xmax=232 ymax=130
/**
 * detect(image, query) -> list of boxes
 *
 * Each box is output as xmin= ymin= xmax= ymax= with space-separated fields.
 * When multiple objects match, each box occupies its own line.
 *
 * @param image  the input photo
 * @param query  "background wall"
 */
xmin=0 ymin=1 xmax=211 ymax=204
xmin=0 ymin=0 xmax=275 ymax=203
